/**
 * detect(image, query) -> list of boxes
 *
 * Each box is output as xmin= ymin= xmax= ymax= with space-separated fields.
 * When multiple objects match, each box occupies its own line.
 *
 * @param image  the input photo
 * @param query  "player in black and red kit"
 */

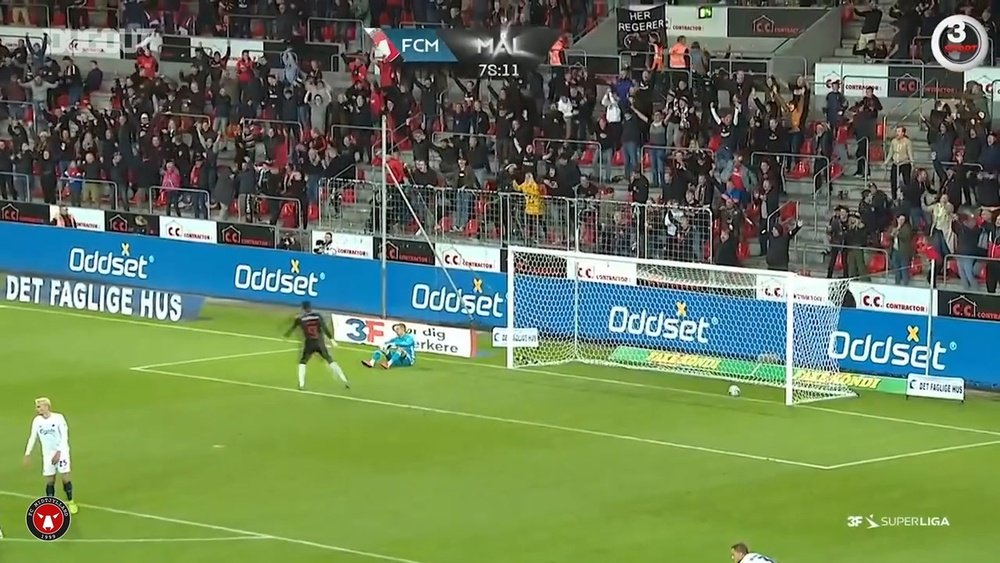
xmin=284 ymin=301 xmax=351 ymax=391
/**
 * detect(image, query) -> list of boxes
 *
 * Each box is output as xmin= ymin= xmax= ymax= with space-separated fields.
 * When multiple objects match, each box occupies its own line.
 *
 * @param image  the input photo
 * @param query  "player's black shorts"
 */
xmin=301 ymin=340 xmax=333 ymax=363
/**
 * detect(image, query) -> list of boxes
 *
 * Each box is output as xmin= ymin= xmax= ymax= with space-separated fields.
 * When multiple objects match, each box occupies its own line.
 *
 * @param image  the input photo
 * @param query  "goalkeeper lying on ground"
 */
xmin=362 ymin=323 xmax=415 ymax=369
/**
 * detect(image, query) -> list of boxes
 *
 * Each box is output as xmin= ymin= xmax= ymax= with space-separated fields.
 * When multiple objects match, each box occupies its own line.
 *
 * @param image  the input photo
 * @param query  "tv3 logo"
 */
xmin=847 ymin=515 xmax=880 ymax=529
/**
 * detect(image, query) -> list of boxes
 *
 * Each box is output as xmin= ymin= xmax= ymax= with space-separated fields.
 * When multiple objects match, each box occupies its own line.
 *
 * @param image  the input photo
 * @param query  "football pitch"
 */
xmin=0 ymin=302 xmax=998 ymax=562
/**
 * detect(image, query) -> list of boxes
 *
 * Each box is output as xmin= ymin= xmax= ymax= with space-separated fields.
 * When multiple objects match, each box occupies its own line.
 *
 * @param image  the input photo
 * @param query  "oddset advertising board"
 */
xmin=1 ymin=221 xmax=999 ymax=388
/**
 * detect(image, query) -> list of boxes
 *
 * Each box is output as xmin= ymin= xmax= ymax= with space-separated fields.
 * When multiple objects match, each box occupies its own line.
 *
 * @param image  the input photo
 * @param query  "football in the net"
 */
xmin=728 ymin=385 xmax=741 ymax=397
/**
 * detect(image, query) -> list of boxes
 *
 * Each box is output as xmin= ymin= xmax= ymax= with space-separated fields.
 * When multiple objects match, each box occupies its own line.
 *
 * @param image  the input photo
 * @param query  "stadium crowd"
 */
xmin=2 ymin=0 xmax=1000 ymax=292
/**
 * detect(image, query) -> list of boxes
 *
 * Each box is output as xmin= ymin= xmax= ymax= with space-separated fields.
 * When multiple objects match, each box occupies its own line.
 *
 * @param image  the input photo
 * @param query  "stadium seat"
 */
xmin=258 ymin=199 xmax=269 ymax=215
xmin=251 ymin=21 xmax=266 ymax=38
xmin=788 ymin=159 xmax=810 ymax=179
xmin=280 ymin=203 xmax=298 ymax=228
xmin=909 ymin=257 xmax=924 ymax=275
xmin=799 ymin=138 xmax=814 ymax=155
xmin=835 ymin=125 xmax=850 ymax=145
xmin=778 ymin=201 xmax=797 ymax=222
xmin=308 ymin=203 xmax=320 ymax=221
xmin=833 ymin=252 xmax=844 ymax=272
xmin=977 ymin=262 xmax=988 ymax=281
xmin=580 ymin=147 xmax=595 ymax=165
xmin=876 ymin=122 xmax=886 ymax=139
xmin=438 ymin=215 xmax=454 ymax=232
xmin=155 ymin=191 xmax=167 ymax=208
xmin=612 ymin=150 xmax=624 ymax=166
xmin=322 ymin=25 xmax=335 ymax=42
xmin=464 ymin=218 xmax=479 ymax=237
xmin=641 ymin=150 xmax=651 ymax=169
xmin=341 ymin=187 xmax=356 ymax=204
xmin=228 ymin=200 xmax=239 ymax=216
xmin=867 ymin=253 xmax=887 ymax=274
xmin=52 ymin=10 xmax=66 ymax=27
xmin=830 ymin=163 xmax=844 ymax=181
xmin=946 ymin=258 xmax=958 ymax=278
xmin=737 ymin=241 xmax=750 ymax=261
xmin=869 ymin=145 xmax=884 ymax=163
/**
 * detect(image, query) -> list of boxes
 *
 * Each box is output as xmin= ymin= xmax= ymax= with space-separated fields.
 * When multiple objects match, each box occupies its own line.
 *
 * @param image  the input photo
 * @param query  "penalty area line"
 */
xmin=5 ymin=303 xmax=1000 ymax=440
xmin=0 ymin=490 xmax=426 ymax=563
xmin=131 ymin=366 xmax=829 ymax=470
xmin=0 ymin=536 xmax=272 ymax=544
xmin=823 ymin=439 xmax=1000 ymax=470
xmin=132 ymin=348 xmax=300 ymax=370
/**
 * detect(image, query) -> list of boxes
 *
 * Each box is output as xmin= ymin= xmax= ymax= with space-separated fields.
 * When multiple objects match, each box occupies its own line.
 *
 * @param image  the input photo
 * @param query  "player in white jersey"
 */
xmin=731 ymin=543 xmax=776 ymax=563
xmin=23 ymin=398 xmax=78 ymax=514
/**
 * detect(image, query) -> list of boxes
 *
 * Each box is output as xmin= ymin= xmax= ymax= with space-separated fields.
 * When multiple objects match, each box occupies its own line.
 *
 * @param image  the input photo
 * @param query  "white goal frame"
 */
xmin=504 ymin=246 xmax=856 ymax=406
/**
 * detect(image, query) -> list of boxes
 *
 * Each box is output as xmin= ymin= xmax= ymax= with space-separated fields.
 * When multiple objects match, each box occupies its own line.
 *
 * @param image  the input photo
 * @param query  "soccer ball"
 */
xmin=728 ymin=385 xmax=741 ymax=397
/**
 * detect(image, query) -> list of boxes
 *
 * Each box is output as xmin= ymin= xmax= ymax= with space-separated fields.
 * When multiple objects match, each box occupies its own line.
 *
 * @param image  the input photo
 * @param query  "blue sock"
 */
xmin=371 ymin=351 xmax=383 ymax=361
xmin=63 ymin=481 xmax=73 ymax=501
xmin=45 ymin=483 xmax=55 ymax=497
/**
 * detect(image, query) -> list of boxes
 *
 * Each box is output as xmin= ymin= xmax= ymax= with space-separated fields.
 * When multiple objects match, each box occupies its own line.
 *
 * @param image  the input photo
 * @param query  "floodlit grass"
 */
xmin=0 ymin=302 xmax=997 ymax=562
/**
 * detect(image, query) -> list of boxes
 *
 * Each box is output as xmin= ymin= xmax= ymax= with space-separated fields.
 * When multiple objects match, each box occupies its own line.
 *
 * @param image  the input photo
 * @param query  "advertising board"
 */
xmin=2 ymin=221 xmax=999 ymax=388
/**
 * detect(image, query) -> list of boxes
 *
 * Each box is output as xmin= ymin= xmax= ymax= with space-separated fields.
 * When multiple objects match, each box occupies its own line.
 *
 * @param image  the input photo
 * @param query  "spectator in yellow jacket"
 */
xmin=515 ymin=172 xmax=544 ymax=240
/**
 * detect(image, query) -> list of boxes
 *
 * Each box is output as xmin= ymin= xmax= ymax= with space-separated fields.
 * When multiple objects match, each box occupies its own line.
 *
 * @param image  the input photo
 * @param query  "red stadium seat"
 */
xmin=308 ymin=203 xmax=320 ymax=221
xmin=611 ymin=149 xmax=624 ymax=166
xmin=867 ymin=253 xmax=887 ymax=274
xmin=788 ymin=159 xmax=810 ymax=179
xmin=869 ymin=145 xmax=884 ymax=163
xmin=737 ymin=241 xmax=750 ymax=261
xmin=909 ymin=257 xmax=924 ymax=276
xmin=579 ymin=147 xmax=595 ymax=165
xmin=830 ymin=163 xmax=844 ymax=181
xmin=463 ymin=218 xmax=479 ymax=237
xmin=438 ymin=215 xmax=454 ymax=232
xmin=779 ymin=200 xmax=798 ymax=223
xmin=341 ymin=187 xmax=356 ymax=204
xmin=280 ymin=203 xmax=298 ymax=228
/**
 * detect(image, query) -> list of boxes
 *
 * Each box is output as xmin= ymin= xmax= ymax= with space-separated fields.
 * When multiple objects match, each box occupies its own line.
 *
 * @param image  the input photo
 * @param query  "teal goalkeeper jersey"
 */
xmin=388 ymin=334 xmax=416 ymax=362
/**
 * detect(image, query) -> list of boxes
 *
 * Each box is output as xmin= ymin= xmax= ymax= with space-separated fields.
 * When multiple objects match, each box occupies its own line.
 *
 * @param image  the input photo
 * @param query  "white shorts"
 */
xmin=42 ymin=452 xmax=71 ymax=477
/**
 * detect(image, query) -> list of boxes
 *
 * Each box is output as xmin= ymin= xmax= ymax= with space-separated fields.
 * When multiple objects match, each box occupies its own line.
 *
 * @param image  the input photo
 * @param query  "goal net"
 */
xmin=504 ymin=246 xmax=856 ymax=405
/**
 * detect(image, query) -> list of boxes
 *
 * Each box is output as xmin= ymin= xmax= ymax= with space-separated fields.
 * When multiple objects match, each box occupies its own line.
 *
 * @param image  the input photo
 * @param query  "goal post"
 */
xmin=504 ymin=246 xmax=857 ymax=406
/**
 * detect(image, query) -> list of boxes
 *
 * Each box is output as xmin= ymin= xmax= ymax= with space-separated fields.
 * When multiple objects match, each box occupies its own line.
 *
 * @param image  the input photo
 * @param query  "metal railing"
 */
xmin=942 ymin=254 xmax=1000 ymax=291
xmin=0 ymin=100 xmax=43 ymax=132
xmin=0 ymin=172 xmax=33 ymax=202
xmin=311 ymin=181 xmax=714 ymax=262
xmin=796 ymin=242 xmax=888 ymax=281
xmin=148 ymin=186 xmax=212 ymax=219
xmin=57 ymin=177 xmax=121 ymax=209
xmin=750 ymin=151 xmax=831 ymax=235
xmin=430 ymin=132 xmax=498 ymax=175
xmin=238 ymin=194 xmax=305 ymax=228
xmin=226 ymin=14 xmax=284 ymax=40
xmin=7 ymin=2 xmax=50 ymax=27
xmin=306 ymin=17 xmax=364 ymax=49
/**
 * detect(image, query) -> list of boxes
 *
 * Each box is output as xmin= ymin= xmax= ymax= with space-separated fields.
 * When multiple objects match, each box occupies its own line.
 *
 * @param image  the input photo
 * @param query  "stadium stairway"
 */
xmin=787 ymin=3 xmax=933 ymax=274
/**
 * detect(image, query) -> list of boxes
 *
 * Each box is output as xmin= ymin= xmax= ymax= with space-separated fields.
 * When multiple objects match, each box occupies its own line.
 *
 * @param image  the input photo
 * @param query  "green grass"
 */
xmin=0 ymin=301 xmax=998 ymax=562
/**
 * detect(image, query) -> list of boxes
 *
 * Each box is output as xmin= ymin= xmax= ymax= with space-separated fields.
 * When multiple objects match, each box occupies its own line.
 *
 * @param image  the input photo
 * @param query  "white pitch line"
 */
xmin=4 ymin=303 xmax=1000 ymax=439
xmin=1 ymin=536 xmax=271 ymax=544
xmin=823 ymin=439 xmax=1000 ymax=470
xmin=134 ymin=348 xmax=299 ymax=370
xmin=0 ymin=490 xmax=425 ymax=563
xmin=133 ymin=366 xmax=827 ymax=470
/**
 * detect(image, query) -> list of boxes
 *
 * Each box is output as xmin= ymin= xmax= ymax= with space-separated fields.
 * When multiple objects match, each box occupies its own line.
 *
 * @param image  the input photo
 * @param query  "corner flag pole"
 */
xmin=380 ymin=113 xmax=388 ymax=318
